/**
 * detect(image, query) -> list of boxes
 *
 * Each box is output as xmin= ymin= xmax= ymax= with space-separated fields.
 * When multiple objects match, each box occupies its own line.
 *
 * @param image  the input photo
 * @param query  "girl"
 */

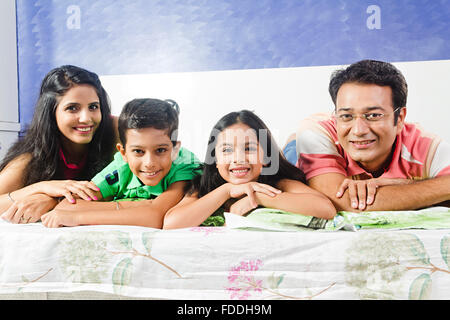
xmin=0 ymin=65 xmax=116 ymax=224
xmin=163 ymin=110 xmax=336 ymax=229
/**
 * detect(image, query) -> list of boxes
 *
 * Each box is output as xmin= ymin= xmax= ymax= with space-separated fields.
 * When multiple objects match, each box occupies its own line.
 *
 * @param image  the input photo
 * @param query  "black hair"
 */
xmin=118 ymin=98 xmax=180 ymax=147
xmin=329 ymin=59 xmax=407 ymax=124
xmin=0 ymin=65 xmax=115 ymax=185
xmin=191 ymin=110 xmax=306 ymax=197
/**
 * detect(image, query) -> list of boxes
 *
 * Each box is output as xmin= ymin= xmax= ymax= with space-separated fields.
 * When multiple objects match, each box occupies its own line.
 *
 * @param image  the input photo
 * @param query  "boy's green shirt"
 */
xmin=92 ymin=147 xmax=201 ymax=200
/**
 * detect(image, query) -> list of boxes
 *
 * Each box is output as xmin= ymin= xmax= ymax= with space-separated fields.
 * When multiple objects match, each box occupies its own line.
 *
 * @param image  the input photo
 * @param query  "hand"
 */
xmin=228 ymin=182 xmax=281 ymax=208
xmin=36 ymin=180 xmax=101 ymax=203
xmin=1 ymin=193 xmax=57 ymax=224
xmin=41 ymin=209 xmax=79 ymax=228
xmin=229 ymin=196 xmax=257 ymax=216
xmin=336 ymin=177 xmax=413 ymax=210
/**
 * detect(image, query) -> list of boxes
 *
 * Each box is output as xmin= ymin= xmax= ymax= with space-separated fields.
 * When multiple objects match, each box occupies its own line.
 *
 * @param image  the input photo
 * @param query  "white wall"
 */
xmin=0 ymin=0 xmax=20 ymax=160
xmin=100 ymin=59 xmax=450 ymax=160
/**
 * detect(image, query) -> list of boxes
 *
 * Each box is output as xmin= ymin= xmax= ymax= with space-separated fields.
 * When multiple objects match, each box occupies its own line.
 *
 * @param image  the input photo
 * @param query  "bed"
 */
xmin=1 ymin=207 xmax=450 ymax=300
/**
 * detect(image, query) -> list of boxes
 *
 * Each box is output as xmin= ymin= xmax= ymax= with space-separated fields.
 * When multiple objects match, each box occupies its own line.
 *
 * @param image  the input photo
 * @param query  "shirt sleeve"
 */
xmin=91 ymin=158 xmax=121 ymax=199
xmin=166 ymin=148 xmax=202 ymax=185
xmin=296 ymin=121 xmax=347 ymax=180
xmin=429 ymin=140 xmax=450 ymax=177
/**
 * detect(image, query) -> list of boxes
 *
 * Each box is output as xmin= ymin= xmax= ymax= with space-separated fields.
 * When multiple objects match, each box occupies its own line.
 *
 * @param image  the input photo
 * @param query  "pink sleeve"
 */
xmin=297 ymin=153 xmax=347 ymax=180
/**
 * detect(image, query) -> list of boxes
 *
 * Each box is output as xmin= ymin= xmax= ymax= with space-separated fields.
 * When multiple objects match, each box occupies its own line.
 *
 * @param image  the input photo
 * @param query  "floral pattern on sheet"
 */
xmin=189 ymin=226 xmax=225 ymax=236
xmin=345 ymin=232 xmax=450 ymax=300
xmin=58 ymin=230 xmax=181 ymax=295
xmin=225 ymin=259 xmax=335 ymax=300
xmin=59 ymin=231 xmax=112 ymax=283
xmin=1 ymin=220 xmax=450 ymax=300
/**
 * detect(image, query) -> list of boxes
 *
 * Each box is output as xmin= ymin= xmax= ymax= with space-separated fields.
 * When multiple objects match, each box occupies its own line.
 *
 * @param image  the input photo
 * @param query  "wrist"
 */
xmin=72 ymin=210 xmax=83 ymax=226
xmin=29 ymin=181 xmax=45 ymax=195
xmin=254 ymin=192 xmax=267 ymax=206
xmin=221 ymin=183 xmax=233 ymax=198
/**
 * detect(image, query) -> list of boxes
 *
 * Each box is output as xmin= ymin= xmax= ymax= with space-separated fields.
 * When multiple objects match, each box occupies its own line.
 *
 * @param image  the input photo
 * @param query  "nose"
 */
xmin=351 ymin=116 xmax=370 ymax=136
xmin=143 ymin=153 xmax=155 ymax=169
xmin=233 ymin=148 xmax=246 ymax=164
xmin=78 ymin=108 xmax=93 ymax=123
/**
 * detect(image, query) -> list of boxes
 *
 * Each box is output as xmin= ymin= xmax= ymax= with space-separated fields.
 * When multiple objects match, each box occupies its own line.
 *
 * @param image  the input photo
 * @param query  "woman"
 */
xmin=0 ymin=65 xmax=117 ymax=223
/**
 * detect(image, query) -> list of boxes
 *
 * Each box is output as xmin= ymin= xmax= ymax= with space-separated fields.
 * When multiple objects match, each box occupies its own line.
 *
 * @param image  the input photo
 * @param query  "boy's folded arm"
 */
xmin=69 ymin=181 xmax=188 ymax=228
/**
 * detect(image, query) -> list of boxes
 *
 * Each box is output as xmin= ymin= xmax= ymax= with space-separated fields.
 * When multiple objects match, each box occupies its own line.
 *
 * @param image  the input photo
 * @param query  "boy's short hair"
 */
xmin=118 ymin=98 xmax=180 ymax=146
xmin=328 ymin=60 xmax=408 ymax=124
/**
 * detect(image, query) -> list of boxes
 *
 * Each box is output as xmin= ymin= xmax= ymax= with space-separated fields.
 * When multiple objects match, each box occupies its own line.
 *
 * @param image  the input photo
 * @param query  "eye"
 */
xmin=245 ymin=145 xmax=258 ymax=152
xmin=64 ymin=104 xmax=79 ymax=112
xmin=338 ymin=114 xmax=353 ymax=122
xmin=132 ymin=149 xmax=144 ymax=155
xmin=89 ymin=103 xmax=100 ymax=111
xmin=221 ymin=147 xmax=233 ymax=153
xmin=156 ymin=148 xmax=168 ymax=153
xmin=365 ymin=113 xmax=384 ymax=121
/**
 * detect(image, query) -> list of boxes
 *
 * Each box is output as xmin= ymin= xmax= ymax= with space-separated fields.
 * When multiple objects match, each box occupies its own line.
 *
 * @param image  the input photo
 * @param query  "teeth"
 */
xmin=353 ymin=140 xmax=373 ymax=145
xmin=76 ymin=127 xmax=91 ymax=132
xmin=143 ymin=171 xmax=158 ymax=176
xmin=231 ymin=169 xmax=249 ymax=173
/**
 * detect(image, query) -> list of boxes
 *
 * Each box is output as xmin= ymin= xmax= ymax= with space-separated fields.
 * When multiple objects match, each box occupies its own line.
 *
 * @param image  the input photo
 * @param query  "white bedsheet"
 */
xmin=1 ymin=219 xmax=449 ymax=300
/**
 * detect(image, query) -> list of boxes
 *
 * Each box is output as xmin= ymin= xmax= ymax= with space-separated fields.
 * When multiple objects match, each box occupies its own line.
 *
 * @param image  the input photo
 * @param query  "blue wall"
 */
xmin=16 ymin=0 xmax=450 ymax=132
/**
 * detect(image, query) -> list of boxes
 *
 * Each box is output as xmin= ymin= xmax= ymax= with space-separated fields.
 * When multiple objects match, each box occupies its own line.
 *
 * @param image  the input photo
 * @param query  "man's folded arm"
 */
xmin=309 ymin=173 xmax=450 ymax=212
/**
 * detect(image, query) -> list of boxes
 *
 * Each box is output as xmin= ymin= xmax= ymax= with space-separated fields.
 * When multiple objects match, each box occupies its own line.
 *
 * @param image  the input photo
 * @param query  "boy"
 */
xmin=41 ymin=98 xmax=201 ymax=228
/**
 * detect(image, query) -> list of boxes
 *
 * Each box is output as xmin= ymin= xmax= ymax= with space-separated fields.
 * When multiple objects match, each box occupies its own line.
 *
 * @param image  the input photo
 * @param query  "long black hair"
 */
xmin=0 ymin=65 xmax=116 ymax=185
xmin=192 ymin=110 xmax=306 ymax=197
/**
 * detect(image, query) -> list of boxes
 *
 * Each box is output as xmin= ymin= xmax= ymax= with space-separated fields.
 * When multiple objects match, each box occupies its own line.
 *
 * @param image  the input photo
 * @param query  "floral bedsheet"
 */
xmin=0 ymin=219 xmax=449 ymax=300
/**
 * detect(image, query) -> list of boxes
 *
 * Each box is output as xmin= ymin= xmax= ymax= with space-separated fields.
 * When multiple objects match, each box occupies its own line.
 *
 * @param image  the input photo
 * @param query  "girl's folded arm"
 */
xmin=163 ymin=183 xmax=232 ymax=229
xmin=255 ymin=178 xmax=336 ymax=219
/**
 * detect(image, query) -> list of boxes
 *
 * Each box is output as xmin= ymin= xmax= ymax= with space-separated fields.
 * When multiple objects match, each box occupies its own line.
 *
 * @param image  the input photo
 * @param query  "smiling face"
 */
xmin=118 ymin=127 xmax=179 ymax=186
xmin=215 ymin=123 xmax=265 ymax=184
xmin=54 ymin=84 xmax=102 ymax=149
xmin=335 ymin=82 xmax=406 ymax=173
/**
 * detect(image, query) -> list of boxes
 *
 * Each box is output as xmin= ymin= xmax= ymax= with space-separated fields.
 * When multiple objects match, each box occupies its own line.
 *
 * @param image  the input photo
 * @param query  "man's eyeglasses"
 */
xmin=333 ymin=107 xmax=403 ymax=123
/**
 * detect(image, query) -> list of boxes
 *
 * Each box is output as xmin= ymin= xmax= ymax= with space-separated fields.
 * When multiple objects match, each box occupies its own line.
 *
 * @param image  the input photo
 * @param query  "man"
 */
xmin=284 ymin=60 xmax=450 ymax=212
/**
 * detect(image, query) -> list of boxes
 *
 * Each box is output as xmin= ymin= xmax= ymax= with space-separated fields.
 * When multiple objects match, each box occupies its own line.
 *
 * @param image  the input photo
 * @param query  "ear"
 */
xmin=171 ymin=141 xmax=181 ymax=161
xmin=395 ymin=107 xmax=407 ymax=135
xmin=116 ymin=143 xmax=127 ymax=161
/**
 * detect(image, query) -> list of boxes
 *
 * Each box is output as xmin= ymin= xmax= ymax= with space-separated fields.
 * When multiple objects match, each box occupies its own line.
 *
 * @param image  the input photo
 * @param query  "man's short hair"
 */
xmin=118 ymin=98 xmax=179 ymax=146
xmin=329 ymin=60 xmax=408 ymax=123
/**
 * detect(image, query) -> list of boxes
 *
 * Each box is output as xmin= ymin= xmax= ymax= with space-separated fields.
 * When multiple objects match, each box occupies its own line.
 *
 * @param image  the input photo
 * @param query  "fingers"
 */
xmin=336 ymin=179 xmax=349 ymax=198
xmin=9 ymin=203 xmax=38 ymax=224
xmin=229 ymin=182 xmax=280 ymax=199
xmin=2 ymin=203 xmax=34 ymax=224
xmin=42 ymin=180 xmax=101 ymax=203
xmin=64 ymin=181 xmax=100 ymax=202
xmin=356 ymin=184 xmax=367 ymax=210
xmin=245 ymin=185 xmax=258 ymax=208
xmin=246 ymin=183 xmax=281 ymax=207
xmin=229 ymin=197 xmax=256 ymax=216
xmin=336 ymin=179 xmax=380 ymax=211
xmin=62 ymin=190 xmax=76 ymax=204
xmin=366 ymin=182 xmax=378 ymax=205
xmin=251 ymin=183 xmax=280 ymax=198
xmin=347 ymin=182 xmax=359 ymax=210
xmin=41 ymin=212 xmax=58 ymax=228
xmin=1 ymin=201 xmax=18 ymax=222
xmin=41 ymin=212 xmax=51 ymax=227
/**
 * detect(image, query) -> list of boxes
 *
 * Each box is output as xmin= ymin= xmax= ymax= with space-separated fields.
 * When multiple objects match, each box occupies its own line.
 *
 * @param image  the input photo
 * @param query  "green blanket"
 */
xmin=224 ymin=207 xmax=450 ymax=232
